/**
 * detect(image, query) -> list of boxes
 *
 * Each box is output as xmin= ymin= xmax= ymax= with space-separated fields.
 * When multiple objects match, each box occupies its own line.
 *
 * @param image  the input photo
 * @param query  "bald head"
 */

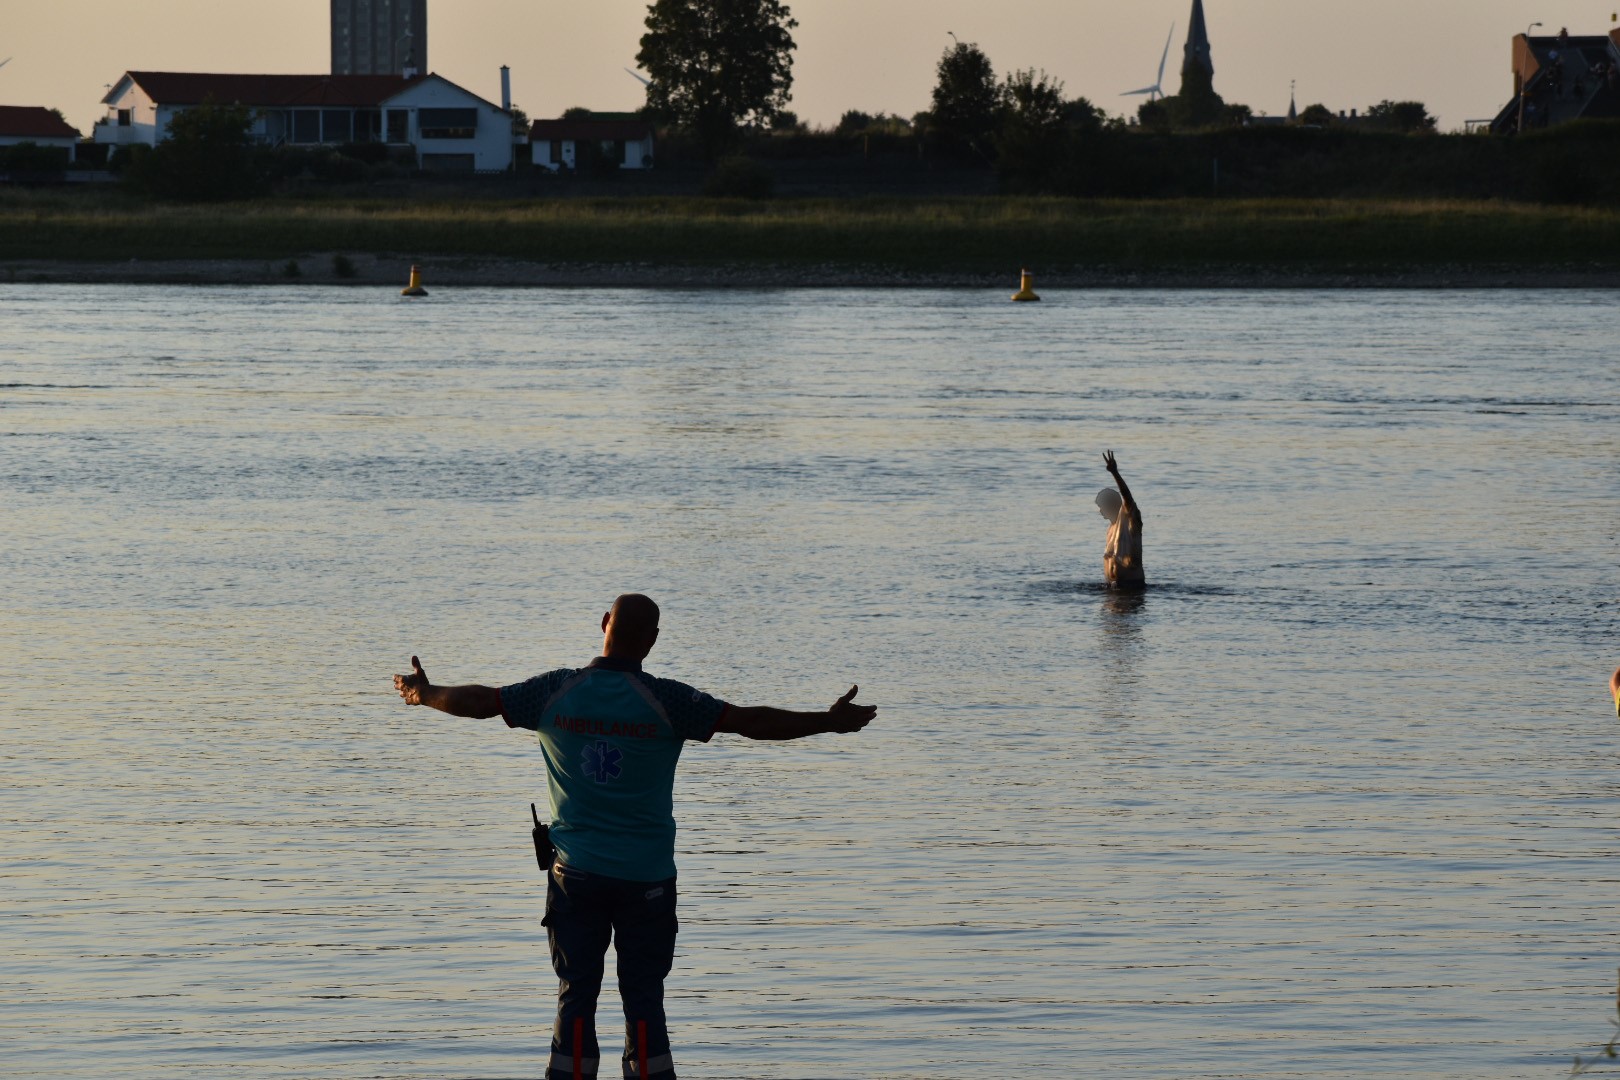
xmin=602 ymin=593 xmax=661 ymax=659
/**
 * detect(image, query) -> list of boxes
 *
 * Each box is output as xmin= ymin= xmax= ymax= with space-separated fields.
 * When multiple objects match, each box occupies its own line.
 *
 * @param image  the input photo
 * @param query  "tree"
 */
xmin=929 ymin=40 xmax=999 ymax=158
xmin=128 ymin=97 xmax=263 ymax=201
xmin=836 ymin=109 xmax=873 ymax=136
xmin=637 ymin=0 xmax=798 ymax=158
xmin=1299 ymin=103 xmax=1334 ymax=127
xmin=995 ymin=68 xmax=1069 ymax=191
xmin=1365 ymin=100 xmax=1436 ymax=134
xmin=1136 ymin=98 xmax=1171 ymax=133
xmin=509 ymin=105 xmax=530 ymax=138
xmin=1062 ymin=97 xmax=1104 ymax=136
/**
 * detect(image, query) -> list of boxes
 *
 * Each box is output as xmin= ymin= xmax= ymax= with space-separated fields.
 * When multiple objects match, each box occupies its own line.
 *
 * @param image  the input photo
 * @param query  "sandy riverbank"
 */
xmin=7 ymin=255 xmax=1620 ymax=289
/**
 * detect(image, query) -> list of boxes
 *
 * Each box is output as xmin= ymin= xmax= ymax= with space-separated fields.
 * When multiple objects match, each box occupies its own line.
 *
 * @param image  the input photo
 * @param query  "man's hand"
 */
xmin=827 ymin=685 xmax=877 ymax=733
xmin=394 ymin=656 xmax=430 ymax=705
xmin=1103 ymin=449 xmax=1121 ymax=476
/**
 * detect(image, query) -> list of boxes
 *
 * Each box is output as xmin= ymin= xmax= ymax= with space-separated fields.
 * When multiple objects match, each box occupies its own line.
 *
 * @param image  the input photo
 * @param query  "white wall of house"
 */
xmin=531 ymin=135 xmax=652 ymax=172
xmin=531 ymin=139 xmax=577 ymax=171
xmin=383 ymin=76 xmax=511 ymax=172
xmin=94 ymin=78 xmax=161 ymax=146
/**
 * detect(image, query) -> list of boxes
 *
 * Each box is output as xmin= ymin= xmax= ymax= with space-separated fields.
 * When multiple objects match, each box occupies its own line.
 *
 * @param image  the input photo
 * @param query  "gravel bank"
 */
xmin=6 ymin=255 xmax=1620 ymax=289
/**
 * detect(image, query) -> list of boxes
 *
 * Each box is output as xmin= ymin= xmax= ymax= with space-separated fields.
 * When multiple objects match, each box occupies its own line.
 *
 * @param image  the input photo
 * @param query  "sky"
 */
xmin=5 ymin=1 xmax=1619 ymax=135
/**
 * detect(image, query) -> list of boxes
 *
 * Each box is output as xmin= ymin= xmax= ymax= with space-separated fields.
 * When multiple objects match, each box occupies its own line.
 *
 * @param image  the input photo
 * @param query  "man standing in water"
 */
xmin=1096 ymin=450 xmax=1146 ymax=589
xmin=391 ymin=593 xmax=876 ymax=1080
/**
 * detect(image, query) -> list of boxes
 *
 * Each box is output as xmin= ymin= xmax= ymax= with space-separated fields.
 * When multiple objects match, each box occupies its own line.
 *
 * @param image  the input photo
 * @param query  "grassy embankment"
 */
xmin=3 ymin=192 xmax=1620 ymax=270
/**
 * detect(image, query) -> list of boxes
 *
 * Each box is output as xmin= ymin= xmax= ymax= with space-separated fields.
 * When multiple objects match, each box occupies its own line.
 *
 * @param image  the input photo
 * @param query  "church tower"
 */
xmin=1183 ymin=0 xmax=1214 ymax=78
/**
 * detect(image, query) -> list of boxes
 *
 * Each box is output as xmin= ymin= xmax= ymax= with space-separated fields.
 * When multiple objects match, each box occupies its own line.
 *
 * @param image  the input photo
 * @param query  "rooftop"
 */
xmin=0 ymin=105 xmax=80 ymax=139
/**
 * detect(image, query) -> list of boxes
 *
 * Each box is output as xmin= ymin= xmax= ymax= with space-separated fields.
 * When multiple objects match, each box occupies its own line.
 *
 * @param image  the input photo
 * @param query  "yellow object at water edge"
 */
xmin=402 ymin=265 xmax=428 ymax=297
xmin=1011 ymin=269 xmax=1040 ymax=302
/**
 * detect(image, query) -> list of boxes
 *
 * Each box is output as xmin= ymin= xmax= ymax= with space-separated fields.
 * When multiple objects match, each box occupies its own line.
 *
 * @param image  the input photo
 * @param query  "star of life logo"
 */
xmin=582 ymin=741 xmax=623 ymax=784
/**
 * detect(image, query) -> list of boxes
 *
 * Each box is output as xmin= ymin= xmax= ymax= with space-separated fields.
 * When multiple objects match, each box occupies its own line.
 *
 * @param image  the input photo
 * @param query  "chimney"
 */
xmin=501 ymin=65 xmax=512 ymax=112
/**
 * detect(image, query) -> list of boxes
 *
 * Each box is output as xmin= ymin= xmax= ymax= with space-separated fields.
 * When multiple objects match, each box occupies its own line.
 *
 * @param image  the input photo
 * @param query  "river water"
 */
xmin=2 ymin=285 xmax=1617 ymax=1079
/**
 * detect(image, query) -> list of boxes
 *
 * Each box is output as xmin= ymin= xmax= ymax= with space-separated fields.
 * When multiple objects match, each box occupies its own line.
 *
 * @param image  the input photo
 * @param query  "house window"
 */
xmin=386 ymin=110 xmax=408 ymax=144
xmin=322 ymin=110 xmax=353 ymax=144
xmin=292 ymin=110 xmax=322 ymax=144
xmin=117 ymin=109 xmax=131 ymax=127
xmin=353 ymin=110 xmax=381 ymax=143
xmin=418 ymin=108 xmax=477 ymax=139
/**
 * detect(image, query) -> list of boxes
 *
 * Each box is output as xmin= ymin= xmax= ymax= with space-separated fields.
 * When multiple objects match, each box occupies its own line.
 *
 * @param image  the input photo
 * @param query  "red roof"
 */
xmin=0 ymin=105 xmax=80 ymax=139
xmin=530 ymin=118 xmax=653 ymax=141
xmin=117 ymin=72 xmax=417 ymax=107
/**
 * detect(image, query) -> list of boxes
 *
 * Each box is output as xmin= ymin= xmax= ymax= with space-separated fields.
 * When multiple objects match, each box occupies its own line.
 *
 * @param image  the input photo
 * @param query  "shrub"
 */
xmin=702 ymin=155 xmax=774 ymax=198
xmin=332 ymin=254 xmax=357 ymax=278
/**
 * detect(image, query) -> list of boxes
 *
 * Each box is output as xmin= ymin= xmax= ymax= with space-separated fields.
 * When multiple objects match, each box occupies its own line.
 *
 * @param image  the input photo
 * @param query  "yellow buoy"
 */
xmin=401 ymin=264 xmax=428 ymax=297
xmin=1011 ymin=268 xmax=1041 ymax=302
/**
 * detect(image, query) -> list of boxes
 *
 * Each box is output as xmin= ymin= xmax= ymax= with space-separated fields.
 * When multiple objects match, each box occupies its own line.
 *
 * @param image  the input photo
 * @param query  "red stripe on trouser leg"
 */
xmin=638 ymin=1020 xmax=648 ymax=1080
xmin=573 ymin=1017 xmax=583 ymax=1080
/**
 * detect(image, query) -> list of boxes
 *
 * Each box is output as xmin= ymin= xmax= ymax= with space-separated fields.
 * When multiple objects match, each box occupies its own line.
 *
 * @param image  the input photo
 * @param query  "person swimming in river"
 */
xmin=1096 ymin=450 xmax=1145 ymax=590
xmin=1611 ymin=666 xmax=1619 ymax=719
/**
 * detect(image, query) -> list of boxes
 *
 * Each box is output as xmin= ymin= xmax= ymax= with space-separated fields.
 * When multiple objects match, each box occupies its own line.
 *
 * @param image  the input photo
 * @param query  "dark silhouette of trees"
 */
xmin=996 ymin=68 xmax=1069 ymax=189
xmin=927 ymin=40 xmax=999 ymax=158
xmin=1299 ymin=103 xmax=1335 ymax=126
xmin=637 ymin=0 xmax=798 ymax=158
xmin=128 ymin=97 xmax=263 ymax=201
xmin=1365 ymin=100 xmax=1437 ymax=133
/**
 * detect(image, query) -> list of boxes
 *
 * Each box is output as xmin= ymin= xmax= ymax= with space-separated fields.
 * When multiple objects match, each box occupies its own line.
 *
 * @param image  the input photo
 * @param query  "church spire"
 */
xmin=1184 ymin=0 xmax=1214 ymax=78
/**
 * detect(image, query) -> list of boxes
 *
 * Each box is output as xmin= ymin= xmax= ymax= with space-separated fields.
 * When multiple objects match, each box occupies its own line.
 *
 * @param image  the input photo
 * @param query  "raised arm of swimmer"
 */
xmin=1103 ymin=450 xmax=1139 ymax=520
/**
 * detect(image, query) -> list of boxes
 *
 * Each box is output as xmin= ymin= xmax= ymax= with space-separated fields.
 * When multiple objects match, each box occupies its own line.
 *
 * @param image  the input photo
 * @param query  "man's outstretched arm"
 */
xmin=717 ymin=685 xmax=877 ymax=741
xmin=393 ymin=656 xmax=503 ymax=719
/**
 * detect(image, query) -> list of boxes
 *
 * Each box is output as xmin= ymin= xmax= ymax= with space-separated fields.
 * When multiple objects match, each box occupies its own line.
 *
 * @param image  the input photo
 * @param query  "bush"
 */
xmin=126 ymin=97 xmax=264 ymax=201
xmin=1 ymin=142 xmax=71 ymax=175
xmin=702 ymin=155 xmax=774 ymax=198
xmin=338 ymin=141 xmax=390 ymax=165
xmin=332 ymin=254 xmax=357 ymax=278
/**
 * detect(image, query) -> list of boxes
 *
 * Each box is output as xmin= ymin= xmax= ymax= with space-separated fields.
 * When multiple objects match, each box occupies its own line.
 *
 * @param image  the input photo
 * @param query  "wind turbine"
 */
xmin=0 ymin=58 xmax=12 ymax=74
xmin=1122 ymin=23 xmax=1175 ymax=101
xmin=624 ymin=67 xmax=650 ymax=88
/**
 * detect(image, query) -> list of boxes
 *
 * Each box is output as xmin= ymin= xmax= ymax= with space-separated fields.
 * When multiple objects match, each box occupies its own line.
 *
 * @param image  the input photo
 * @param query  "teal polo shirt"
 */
xmin=500 ymin=657 xmax=730 ymax=882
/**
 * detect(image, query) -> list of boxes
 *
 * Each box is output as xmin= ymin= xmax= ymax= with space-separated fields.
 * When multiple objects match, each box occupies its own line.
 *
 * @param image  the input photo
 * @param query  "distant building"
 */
xmin=530 ymin=115 xmax=654 ymax=172
xmin=1490 ymin=26 xmax=1620 ymax=133
xmin=95 ymin=70 xmax=513 ymax=172
xmin=331 ymin=0 xmax=428 ymax=77
xmin=0 ymin=105 xmax=80 ymax=161
xmin=1183 ymin=0 xmax=1213 ymax=79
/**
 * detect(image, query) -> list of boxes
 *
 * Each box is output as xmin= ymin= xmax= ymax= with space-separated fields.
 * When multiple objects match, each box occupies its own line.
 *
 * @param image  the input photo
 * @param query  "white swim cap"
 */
xmin=1095 ymin=487 xmax=1122 ymax=520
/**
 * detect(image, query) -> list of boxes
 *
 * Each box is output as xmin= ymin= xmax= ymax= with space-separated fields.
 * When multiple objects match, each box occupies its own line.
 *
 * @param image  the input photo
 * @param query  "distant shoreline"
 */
xmin=5 ymin=195 xmax=1620 ymax=288
xmin=7 ymin=256 xmax=1620 ymax=290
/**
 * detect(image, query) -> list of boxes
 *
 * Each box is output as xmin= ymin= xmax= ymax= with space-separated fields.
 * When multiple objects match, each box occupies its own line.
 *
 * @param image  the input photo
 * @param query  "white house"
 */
xmin=0 ymin=106 xmax=80 ymax=162
xmin=94 ymin=70 xmax=513 ymax=172
xmin=530 ymin=115 xmax=654 ymax=172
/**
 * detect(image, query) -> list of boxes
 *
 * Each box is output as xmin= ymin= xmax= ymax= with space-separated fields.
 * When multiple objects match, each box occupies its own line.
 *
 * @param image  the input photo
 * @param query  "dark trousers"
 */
xmin=543 ymin=862 xmax=678 ymax=1080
